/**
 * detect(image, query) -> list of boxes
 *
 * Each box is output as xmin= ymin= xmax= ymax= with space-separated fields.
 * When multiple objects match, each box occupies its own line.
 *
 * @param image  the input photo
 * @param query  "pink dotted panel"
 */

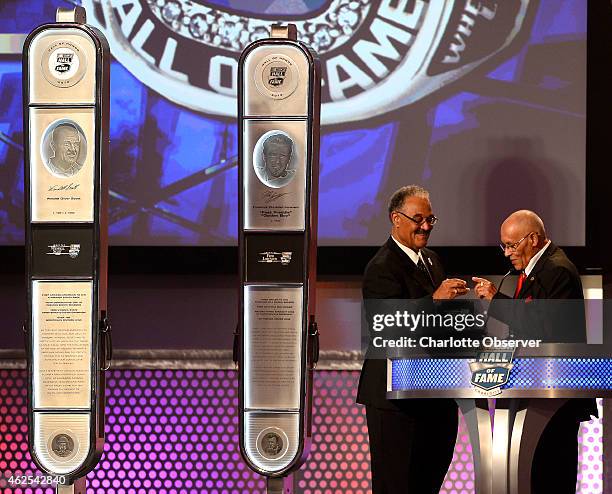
xmin=0 ymin=369 xmax=603 ymax=493
xmin=577 ymin=400 xmax=604 ymax=494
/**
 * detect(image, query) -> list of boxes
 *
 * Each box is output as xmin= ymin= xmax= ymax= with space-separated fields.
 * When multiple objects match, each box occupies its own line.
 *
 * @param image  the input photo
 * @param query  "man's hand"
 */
xmin=472 ymin=277 xmax=497 ymax=300
xmin=433 ymin=278 xmax=469 ymax=300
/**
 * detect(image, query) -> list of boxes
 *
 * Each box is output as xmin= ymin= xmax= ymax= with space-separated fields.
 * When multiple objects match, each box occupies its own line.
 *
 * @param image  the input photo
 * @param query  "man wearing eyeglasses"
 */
xmin=473 ymin=210 xmax=596 ymax=494
xmin=358 ymin=185 xmax=469 ymax=494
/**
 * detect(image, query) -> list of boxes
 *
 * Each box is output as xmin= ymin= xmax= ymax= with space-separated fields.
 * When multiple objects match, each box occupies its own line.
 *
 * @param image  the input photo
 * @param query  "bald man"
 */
xmin=474 ymin=210 xmax=585 ymax=341
xmin=474 ymin=210 xmax=596 ymax=494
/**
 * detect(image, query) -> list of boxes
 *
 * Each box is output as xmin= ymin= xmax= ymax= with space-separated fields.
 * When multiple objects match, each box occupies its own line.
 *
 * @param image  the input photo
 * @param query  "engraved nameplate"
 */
xmin=245 ymin=233 xmax=304 ymax=283
xmin=30 ymin=108 xmax=95 ymax=222
xmin=31 ymin=226 xmax=94 ymax=278
xmin=244 ymin=286 xmax=303 ymax=410
xmin=244 ymin=120 xmax=307 ymax=231
xmin=32 ymin=281 xmax=93 ymax=409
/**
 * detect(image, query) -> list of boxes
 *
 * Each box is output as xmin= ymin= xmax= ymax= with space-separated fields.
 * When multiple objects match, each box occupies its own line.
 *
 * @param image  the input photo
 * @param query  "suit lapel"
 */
xmin=518 ymin=243 xmax=557 ymax=298
xmin=385 ymin=237 xmax=436 ymax=292
xmin=385 ymin=237 xmax=416 ymax=272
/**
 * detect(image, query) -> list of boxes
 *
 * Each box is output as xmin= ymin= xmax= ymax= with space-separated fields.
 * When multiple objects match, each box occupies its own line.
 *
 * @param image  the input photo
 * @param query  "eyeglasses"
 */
xmin=395 ymin=211 xmax=438 ymax=226
xmin=499 ymin=232 xmax=536 ymax=253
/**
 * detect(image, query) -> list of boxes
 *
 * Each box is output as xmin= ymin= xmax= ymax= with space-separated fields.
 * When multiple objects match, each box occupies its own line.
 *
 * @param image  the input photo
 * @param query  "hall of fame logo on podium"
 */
xmin=469 ymin=348 xmax=515 ymax=396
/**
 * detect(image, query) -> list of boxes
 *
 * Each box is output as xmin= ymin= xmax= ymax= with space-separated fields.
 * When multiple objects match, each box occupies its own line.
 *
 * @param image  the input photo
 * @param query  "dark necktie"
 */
xmin=514 ymin=272 xmax=527 ymax=298
xmin=417 ymin=257 xmax=433 ymax=285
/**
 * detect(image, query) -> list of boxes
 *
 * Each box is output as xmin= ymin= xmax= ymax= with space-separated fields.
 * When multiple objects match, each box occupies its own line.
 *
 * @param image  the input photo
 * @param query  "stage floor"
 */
xmin=0 ymin=369 xmax=602 ymax=493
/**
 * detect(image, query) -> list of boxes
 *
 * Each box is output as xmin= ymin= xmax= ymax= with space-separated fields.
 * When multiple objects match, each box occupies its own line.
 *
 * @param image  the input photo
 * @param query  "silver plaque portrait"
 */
xmin=257 ymin=427 xmax=287 ymax=460
xmin=244 ymin=120 xmax=307 ymax=231
xmin=50 ymin=432 xmax=76 ymax=460
xmin=30 ymin=108 xmax=95 ymax=222
xmin=40 ymin=120 xmax=87 ymax=178
xmin=253 ymin=131 xmax=297 ymax=189
xmin=254 ymin=53 xmax=299 ymax=101
xmin=41 ymin=39 xmax=87 ymax=89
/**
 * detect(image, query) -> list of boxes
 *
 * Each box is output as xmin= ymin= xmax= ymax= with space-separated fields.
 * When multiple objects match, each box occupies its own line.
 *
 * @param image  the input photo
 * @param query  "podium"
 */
xmin=388 ymin=351 xmax=612 ymax=494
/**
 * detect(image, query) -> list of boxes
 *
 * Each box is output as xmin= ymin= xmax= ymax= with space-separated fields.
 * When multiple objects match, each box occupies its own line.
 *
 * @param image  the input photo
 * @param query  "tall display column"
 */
xmin=23 ymin=7 xmax=111 ymax=494
xmin=237 ymin=24 xmax=321 ymax=494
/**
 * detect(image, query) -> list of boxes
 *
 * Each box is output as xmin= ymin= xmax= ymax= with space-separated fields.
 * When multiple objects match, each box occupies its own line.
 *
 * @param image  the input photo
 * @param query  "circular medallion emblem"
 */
xmin=256 ymin=428 xmax=287 ymax=460
xmin=49 ymin=432 xmax=77 ymax=461
xmin=254 ymin=54 xmax=299 ymax=100
xmin=41 ymin=40 xmax=87 ymax=88
xmin=40 ymin=119 xmax=88 ymax=178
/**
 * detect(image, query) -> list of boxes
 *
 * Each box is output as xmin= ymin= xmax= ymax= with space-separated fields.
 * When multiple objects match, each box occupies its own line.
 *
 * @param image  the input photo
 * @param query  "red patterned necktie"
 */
xmin=514 ymin=272 xmax=527 ymax=298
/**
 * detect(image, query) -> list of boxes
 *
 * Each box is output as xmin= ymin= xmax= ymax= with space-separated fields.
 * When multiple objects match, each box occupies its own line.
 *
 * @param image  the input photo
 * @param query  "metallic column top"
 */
xmin=56 ymin=7 xmax=87 ymax=24
xmin=270 ymin=24 xmax=297 ymax=40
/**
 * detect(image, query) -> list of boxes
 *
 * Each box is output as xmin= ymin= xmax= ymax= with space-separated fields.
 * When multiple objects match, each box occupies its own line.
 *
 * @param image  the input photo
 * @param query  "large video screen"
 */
xmin=0 ymin=0 xmax=586 ymax=246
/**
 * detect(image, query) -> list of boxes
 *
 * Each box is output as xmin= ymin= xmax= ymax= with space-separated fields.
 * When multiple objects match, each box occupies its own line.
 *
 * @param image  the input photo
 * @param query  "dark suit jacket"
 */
xmin=489 ymin=242 xmax=597 ymax=420
xmin=357 ymin=236 xmax=446 ymax=411
xmin=490 ymin=242 xmax=586 ymax=342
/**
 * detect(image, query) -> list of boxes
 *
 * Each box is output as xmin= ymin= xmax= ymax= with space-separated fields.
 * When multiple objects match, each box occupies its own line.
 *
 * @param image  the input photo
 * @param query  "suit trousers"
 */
xmin=365 ymin=401 xmax=458 ymax=494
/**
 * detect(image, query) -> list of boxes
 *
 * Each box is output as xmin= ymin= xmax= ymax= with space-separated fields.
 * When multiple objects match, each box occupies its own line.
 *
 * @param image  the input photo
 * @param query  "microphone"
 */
xmin=478 ymin=268 xmax=515 ymax=299
xmin=482 ymin=268 xmax=517 ymax=329
xmin=496 ymin=268 xmax=518 ymax=297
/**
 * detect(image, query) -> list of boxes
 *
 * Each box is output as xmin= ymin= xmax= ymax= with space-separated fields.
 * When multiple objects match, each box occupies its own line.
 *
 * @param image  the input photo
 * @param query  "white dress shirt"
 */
xmin=391 ymin=235 xmax=427 ymax=267
xmin=524 ymin=240 xmax=551 ymax=276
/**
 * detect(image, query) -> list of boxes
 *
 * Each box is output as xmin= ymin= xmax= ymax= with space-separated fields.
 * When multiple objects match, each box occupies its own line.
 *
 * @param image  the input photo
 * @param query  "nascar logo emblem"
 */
xmin=83 ymin=0 xmax=533 ymax=124
xmin=258 ymin=251 xmax=292 ymax=265
xmin=46 ymin=243 xmax=81 ymax=258
xmin=469 ymin=348 xmax=514 ymax=396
